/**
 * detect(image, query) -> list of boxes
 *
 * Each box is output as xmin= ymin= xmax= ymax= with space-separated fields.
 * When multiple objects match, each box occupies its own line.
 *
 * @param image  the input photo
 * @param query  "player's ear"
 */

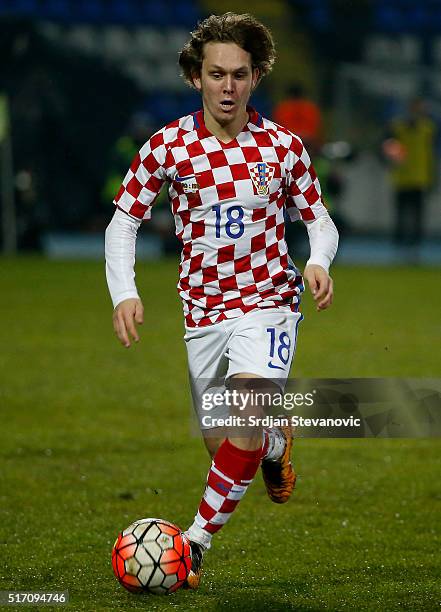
xmin=192 ymin=71 xmax=202 ymax=91
xmin=251 ymin=67 xmax=260 ymax=91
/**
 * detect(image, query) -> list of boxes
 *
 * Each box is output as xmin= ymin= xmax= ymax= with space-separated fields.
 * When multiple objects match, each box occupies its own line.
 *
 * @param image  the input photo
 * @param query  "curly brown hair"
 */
xmin=178 ymin=13 xmax=276 ymax=87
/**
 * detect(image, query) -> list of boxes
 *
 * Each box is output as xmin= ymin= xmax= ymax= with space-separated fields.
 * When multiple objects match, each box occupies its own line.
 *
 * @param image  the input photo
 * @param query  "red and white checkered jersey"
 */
xmin=114 ymin=107 xmax=327 ymax=328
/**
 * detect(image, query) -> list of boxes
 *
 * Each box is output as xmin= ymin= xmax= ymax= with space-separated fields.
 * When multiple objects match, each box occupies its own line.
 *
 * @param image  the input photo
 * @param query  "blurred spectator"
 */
xmin=383 ymin=98 xmax=437 ymax=246
xmin=273 ymin=82 xmax=322 ymax=152
xmin=313 ymin=152 xmax=347 ymax=234
xmin=101 ymin=112 xmax=155 ymax=206
xmin=103 ymin=111 xmax=180 ymax=253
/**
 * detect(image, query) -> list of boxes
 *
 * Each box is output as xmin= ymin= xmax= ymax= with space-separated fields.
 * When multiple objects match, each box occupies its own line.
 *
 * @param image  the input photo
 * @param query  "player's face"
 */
xmin=193 ymin=42 xmax=259 ymax=130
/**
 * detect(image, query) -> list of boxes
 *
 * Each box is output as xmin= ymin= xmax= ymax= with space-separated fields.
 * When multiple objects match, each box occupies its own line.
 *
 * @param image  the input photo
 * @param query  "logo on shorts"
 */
xmin=249 ymin=162 xmax=275 ymax=196
xmin=268 ymin=361 xmax=285 ymax=370
xmin=175 ymin=173 xmax=200 ymax=193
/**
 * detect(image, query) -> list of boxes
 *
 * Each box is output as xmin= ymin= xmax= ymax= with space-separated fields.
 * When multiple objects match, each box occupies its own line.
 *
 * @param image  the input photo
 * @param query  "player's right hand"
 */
xmin=112 ymin=298 xmax=144 ymax=348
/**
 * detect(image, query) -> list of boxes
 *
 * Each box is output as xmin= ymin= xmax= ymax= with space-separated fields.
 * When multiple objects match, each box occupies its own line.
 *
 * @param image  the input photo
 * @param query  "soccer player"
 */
xmin=105 ymin=13 xmax=339 ymax=589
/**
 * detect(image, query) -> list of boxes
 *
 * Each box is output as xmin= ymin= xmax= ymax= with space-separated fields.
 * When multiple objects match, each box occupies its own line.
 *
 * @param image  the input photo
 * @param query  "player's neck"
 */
xmin=203 ymin=108 xmax=249 ymax=143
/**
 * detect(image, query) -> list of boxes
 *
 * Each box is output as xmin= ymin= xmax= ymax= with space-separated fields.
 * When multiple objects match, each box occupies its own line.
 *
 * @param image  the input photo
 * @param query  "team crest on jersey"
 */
xmin=175 ymin=173 xmax=199 ymax=193
xmin=249 ymin=162 xmax=275 ymax=196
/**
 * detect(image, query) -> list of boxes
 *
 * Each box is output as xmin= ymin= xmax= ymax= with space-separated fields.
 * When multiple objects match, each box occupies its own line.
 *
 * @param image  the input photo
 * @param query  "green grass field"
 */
xmin=1 ymin=258 xmax=440 ymax=611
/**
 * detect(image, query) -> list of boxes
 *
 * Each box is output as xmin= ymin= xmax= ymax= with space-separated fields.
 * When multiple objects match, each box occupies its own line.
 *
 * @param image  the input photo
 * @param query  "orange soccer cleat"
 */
xmin=261 ymin=421 xmax=297 ymax=504
xmin=183 ymin=540 xmax=205 ymax=590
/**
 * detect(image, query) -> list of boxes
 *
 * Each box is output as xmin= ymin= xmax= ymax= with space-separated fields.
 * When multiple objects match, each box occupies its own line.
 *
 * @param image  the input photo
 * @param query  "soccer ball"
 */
xmin=112 ymin=518 xmax=192 ymax=595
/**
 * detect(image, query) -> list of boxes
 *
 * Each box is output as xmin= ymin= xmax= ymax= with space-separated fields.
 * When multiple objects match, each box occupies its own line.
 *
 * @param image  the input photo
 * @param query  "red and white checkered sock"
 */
xmin=185 ymin=439 xmax=263 ymax=550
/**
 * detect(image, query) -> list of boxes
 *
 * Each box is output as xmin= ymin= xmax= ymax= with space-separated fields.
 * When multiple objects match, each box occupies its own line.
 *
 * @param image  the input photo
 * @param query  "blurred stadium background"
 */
xmin=1 ymin=0 xmax=440 ymax=263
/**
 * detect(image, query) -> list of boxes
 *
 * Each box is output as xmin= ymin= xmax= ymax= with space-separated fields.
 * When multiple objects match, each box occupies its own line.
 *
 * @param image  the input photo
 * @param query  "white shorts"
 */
xmin=184 ymin=308 xmax=303 ymax=430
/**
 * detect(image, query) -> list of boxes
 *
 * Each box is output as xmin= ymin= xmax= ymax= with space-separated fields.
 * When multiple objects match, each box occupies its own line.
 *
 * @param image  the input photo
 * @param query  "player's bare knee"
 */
xmin=228 ymin=373 xmax=278 ymax=418
xmin=203 ymin=435 xmax=224 ymax=459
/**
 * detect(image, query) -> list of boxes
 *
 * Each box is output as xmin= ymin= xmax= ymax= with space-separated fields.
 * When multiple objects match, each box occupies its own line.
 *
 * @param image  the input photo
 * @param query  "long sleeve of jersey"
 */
xmin=304 ymin=212 xmax=339 ymax=273
xmin=105 ymin=208 xmax=142 ymax=308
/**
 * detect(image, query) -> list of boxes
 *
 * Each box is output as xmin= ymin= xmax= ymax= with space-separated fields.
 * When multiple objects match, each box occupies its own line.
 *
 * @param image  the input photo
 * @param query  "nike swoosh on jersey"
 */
xmin=175 ymin=174 xmax=197 ymax=182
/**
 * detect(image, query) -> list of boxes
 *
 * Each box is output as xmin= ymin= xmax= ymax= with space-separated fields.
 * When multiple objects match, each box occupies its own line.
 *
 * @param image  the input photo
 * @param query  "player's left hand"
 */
xmin=303 ymin=264 xmax=333 ymax=311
